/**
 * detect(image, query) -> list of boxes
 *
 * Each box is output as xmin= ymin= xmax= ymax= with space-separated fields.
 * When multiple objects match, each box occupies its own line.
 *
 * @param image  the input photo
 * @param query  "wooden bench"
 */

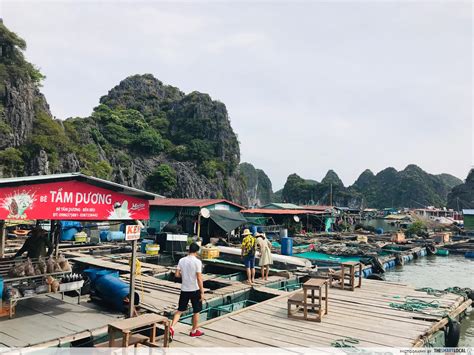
xmin=95 ymin=334 xmax=149 ymax=347
xmin=329 ymin=261 xmax=362 ymax=291
xmin=104 ymin=313 xmax=170 ymax=348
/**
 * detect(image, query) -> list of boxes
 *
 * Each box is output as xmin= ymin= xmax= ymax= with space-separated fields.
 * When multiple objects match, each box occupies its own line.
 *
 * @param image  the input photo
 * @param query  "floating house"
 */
xmin=462 ymin=209 xmax=474 ymax=231
xmin=149 ymin=198 xmax=246 ymax=241
xmin=242 ymin=207 xmax=331 ymax=233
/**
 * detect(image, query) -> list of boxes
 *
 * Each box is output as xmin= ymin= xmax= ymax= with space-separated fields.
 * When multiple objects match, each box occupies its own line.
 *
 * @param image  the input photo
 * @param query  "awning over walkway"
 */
xmin=208 ymin=210 xmax=247 ymax=233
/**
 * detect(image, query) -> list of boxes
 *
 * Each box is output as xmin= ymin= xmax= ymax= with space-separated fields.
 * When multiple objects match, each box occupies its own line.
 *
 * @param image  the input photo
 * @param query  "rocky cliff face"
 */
xmin=1 ymin=78 xmax=43 ymax=148
xmin=238 ymin=162 xmax=273 ymax=207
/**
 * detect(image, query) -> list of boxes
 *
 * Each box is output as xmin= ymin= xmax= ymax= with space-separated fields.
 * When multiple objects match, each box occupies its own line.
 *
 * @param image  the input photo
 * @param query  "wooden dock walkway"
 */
xmin=123 ymin=273 xmax=289 ymax=315
xmin=171 ymin=279 xmax=471 ymax=348
xmin=0 ymin=294 xmax=122 ymax=347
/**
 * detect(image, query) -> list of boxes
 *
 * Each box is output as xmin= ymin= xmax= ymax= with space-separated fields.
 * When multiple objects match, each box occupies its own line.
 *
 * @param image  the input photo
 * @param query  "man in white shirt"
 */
xmin=170 ymin=242 xmax=205 ymax=339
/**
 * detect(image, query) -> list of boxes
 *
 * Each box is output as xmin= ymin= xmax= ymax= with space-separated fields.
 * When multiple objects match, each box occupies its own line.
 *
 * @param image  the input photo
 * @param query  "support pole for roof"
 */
xmin=51 ymin=220 xmax=60 ymax=258
xmin=128 ymin=239 xmax=137 ymax=318
xmin=197 ymin=213 xmax=201 ymax=241
xmin=0 ymin=221 xmax=5 ymax=258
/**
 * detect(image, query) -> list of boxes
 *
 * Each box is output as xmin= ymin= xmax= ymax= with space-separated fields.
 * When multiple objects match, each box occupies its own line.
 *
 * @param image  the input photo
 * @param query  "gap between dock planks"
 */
xmin=227 ymin=308 xmax=414 ymax=348
xmin=256 ymin=301 xmax=430 ymax=334
xmin=170 ymin=281 xmax=460 ymax=349
xmin=269 ymin=292 xmax=446 ymax=322
xmin=258 ymin=298 xmax=433 ymax=328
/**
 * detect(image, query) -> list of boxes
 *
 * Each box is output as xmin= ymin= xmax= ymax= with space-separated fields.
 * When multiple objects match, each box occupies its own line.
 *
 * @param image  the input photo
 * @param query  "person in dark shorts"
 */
xmin=170 ymin=242 xmax=204 ymax=339
xmin=240 ymin=229 xmax=256 ymax=284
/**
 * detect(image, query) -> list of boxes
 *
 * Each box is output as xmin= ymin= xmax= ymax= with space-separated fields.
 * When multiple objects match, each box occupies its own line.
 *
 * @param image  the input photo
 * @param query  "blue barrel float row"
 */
xmin=355 ymin=268 xmax=374 ymax=278
xmin=383 ymin=260 xmax=397 ymax=270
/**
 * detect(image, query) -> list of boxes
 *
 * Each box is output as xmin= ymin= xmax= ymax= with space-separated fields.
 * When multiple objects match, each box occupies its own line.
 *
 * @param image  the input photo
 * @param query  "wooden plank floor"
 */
xmin=171 ymin=279 xmax=466 ymax=348
xmin=0 ymin=294 xmax=122 ymax=347
xmin=127 ymin=274 xmax=288 ymax=314
xmin=71 ymin=256 xmax=166 ymax=274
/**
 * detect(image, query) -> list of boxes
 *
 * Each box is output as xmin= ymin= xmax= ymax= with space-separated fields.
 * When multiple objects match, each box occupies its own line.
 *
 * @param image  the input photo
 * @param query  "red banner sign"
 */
xmin=0 ymin=180 xmax=149 ymax=221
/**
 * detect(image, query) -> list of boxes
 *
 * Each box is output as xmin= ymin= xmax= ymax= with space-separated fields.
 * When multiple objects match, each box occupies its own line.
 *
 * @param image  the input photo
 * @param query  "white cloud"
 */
xmin=2 ymin=0 xmax=471 ymax=188
xmin=207 ymin=32 xmax=267 ymax=53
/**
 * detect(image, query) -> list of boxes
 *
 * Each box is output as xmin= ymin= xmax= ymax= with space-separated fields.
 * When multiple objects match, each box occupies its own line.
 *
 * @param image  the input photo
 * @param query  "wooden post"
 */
xmin=128 ymin=239 xmax=137 ymax=318
xmin=50 ymin=220 xmax=60 ymax=258
xmin=0 ymin=221 xmax=5 ymax=258
xmin=197 ymin=213 xmax=201 ymax=241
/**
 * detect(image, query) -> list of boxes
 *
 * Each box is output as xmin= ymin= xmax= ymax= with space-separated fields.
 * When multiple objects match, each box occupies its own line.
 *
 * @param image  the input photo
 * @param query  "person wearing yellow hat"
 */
xmin=240 ymin=228 xmax=256 ymax=284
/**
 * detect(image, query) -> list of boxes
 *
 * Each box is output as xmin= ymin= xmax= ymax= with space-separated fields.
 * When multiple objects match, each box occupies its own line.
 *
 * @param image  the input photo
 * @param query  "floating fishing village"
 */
xmin=0 ymin=173 xmax=472 ymax=350
xmin=0 ymin=3 xmax=472 ymax=352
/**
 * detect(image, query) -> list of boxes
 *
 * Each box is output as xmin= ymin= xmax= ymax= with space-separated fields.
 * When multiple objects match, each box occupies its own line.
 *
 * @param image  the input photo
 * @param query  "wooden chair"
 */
xmin=329 ymin=261 xmax=362 ymax=291
xmin=287 ymin=278 xmax=329 ymax=322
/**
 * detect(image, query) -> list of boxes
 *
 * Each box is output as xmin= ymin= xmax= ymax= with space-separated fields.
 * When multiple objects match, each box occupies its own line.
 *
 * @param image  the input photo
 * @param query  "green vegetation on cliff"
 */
xmin=447 ymin=169 xmax=474 ymax=210
xmin=282 ymin=171 xmax=361 ymax=207
xmin=281 ymin=165 xmax=461 ymax=208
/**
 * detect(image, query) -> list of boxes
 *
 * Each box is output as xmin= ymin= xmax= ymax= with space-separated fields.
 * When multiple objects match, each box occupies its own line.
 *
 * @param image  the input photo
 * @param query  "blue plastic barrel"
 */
xmin=465 ymin=252 xmax=474 ymax=259
xmin=107 ymin=231 xmax=125 ymax=242
xmin=83 ymin=268 xmax=100 ymax=284
xmin=250 ymin=225 xmax=257 ymax=236
xmin=83 ymin=268 xmax=119 ymax=287
xmin=99 ymin=230 xmax=109 ymax=242
xmin=281 ymin=237 xmax=293 ymax=256
xmin=95 ymin=274 xmax=140 ymax=311
xmin=141 ymin=239 xmax=154 ymax=253
xmin=60 ymin=221 xmax=83 ymax=241
xmin=375 ymin=228 xmax=384 ymax=235
xmin=0 ymin=276 xmax=3 ymax=301
xmin=256 ymin=226 xmax=263 ymax=233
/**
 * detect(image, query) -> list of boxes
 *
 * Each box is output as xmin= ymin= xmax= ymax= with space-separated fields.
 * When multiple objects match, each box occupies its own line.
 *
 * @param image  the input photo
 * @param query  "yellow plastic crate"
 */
xmin=146 ymin=244 xmax=160 ymax=255
xmin=201 ymin=247 xmax=220 ymax=259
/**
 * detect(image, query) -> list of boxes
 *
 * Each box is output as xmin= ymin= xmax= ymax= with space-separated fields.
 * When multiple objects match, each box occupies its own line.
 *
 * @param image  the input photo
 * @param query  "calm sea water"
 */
xmin=384 ymin=254 xmax=474 ymax=346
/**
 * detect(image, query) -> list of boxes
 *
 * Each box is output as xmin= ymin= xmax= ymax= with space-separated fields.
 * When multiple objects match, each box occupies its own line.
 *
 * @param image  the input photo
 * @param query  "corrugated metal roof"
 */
xmin=261 ymin=203 xmax=304 ymax=210
xmin=242 ymin=208 xmax=326 ymax=215
xmin=150 ymin=198 xmax=244 ymax=209
xmin=301 ymin=205 xmax=334 ymax=212
xmin=0 ymin=173 xmax=159 ymax=199
xmin=462 ymin=209 xmax=474 ymax=215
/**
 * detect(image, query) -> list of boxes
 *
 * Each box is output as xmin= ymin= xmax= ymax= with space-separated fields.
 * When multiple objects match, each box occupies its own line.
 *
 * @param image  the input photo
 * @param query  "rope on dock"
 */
xmin=415 ymin=287 xmax=473 ymax=300
xmin=389 ymin=298 xmax=448 ymax=316
xmin=331 ymin=337 xmax=360 ymax=348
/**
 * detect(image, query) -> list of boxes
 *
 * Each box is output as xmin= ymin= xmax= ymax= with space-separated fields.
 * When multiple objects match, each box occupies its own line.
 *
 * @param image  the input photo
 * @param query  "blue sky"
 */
xmin=2 ymin=1 xmax=472 ymax=189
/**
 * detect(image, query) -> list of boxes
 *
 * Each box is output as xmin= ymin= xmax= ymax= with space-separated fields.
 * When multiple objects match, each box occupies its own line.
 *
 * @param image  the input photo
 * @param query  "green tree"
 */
xmin=405 ymin=220 xmax=427 ymax=237
xmin=146 ymin=164 xmax=177 ymax=196
xmin=199 ymin=160 xmax=220 ymax=178
xmin=132 ymin=129 xmax=163 ymax=154
xmin=0 ymin=147 xmax=24 ymax=177
xmin=187 ymin=139 xmax=214 ymax=163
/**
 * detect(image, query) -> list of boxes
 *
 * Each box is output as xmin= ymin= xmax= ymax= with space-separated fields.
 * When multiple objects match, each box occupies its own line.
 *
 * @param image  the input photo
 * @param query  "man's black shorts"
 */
xmin=178 ymin=290 xmax=202 ymax=313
